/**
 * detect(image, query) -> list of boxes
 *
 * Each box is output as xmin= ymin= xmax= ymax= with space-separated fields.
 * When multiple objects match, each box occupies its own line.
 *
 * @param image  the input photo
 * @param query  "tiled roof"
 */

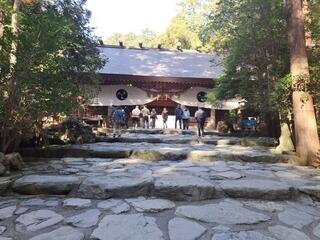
xmin=98 ymin=46 xmax=223 ymax=79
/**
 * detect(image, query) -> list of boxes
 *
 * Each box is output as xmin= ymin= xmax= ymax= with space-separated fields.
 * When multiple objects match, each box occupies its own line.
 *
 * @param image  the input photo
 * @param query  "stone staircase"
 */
xmin=0 ymin=129 xmax=320 ymax=239
xmin=9 ymin=129 xmax=318 ymax=202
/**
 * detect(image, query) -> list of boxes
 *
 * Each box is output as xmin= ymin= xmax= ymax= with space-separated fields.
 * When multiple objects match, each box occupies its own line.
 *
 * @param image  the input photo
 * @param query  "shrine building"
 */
xmin=88 ymin=43 xmax=243 ymax=128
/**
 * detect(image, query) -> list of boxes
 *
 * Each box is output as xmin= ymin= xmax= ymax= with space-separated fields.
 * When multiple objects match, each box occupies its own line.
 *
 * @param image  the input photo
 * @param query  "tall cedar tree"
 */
xmin=287 ymin=0 xmax=320 ymax=166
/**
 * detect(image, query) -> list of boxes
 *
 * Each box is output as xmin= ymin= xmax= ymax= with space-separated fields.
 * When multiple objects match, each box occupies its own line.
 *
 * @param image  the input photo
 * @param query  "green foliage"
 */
xmin=160 ymin=13 xmax=201 ymax=49
xmin=104 ymin=0 xmax=217 ymax=50
xmin=0 ymin=0 xmax=105 ymax=152
xmin=204 ymin=0 xmax=290 ymax=119
xmin=105 ymin=28 xmax=158 ymax=48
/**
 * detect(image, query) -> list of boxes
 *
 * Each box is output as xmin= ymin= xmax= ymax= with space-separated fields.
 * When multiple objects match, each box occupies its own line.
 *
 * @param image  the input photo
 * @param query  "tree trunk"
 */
xmin=0 ymin=5 xmax=3 ymax=39
xmin=1 ymin=0 xmax=22 ymax=153
xmin=287 ymin=0 xmax=320 ymax=166
xmin=302 ymin=0 xmax=312 ymax=58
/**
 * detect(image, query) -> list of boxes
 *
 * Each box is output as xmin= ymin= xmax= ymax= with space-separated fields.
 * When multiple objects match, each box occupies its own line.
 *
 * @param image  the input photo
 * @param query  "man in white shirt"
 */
xmin=182 ymin=105 xmax=190 ymax=130
xmin=131 ymin=106 xmax=140 ymax=128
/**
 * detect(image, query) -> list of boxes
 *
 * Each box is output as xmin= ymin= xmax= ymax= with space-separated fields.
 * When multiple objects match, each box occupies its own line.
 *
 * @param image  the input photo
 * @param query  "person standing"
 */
xmin=175 ymin=104 xmax=183 ymax=129
xmin=141 ymin=105 xmax=150 ymax=128
xmin=131 ymin=106 xmax=140 ymax=129
xmin=162 ymin=108 xmax=169 ymax=129
xmin=112 ymin=106 xmax=125 ymax=138
xmin=182 ymin=106 xmax=190 ymax=130
xmin=150 ymin=108 xmax=157 ymax=128
xmin=195 ymin=107 xmax=206 ymax=137
xmin=123 ymin=106 xmax=130 ymax=129
xmin=139 ymin=106 xmax=144 ymax=128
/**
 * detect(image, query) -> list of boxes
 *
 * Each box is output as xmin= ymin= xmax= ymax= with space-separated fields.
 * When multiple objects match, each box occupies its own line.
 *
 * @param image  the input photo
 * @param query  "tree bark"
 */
xmin=1 ymin=0 xmax=22 ymax=153
xmin=287 ymin=0 xmax=320 ymax=166
xmin=302 ymin=0 xmax=312 ymax=58
xmin=0 ymin=5 xmax=3 ymax=39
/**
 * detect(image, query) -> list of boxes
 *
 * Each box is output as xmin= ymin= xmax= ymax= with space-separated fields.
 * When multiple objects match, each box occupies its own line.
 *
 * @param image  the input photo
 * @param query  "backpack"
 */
xmin=197 ymin=110 xmax=206 ymax=121
xmin=114 ymin=109 xmax=124 ymax=123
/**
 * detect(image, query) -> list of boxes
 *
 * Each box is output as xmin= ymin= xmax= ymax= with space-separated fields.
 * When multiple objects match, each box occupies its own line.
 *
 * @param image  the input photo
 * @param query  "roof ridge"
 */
xmin=98 ymin=44 xmax=209 ymax=54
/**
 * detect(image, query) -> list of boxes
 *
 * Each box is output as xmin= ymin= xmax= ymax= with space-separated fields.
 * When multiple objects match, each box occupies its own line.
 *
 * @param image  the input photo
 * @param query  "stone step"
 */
xmin=98 ymin=128 xmax=211 ymax=136
xmin=9 ymin=172 xmax=319 ymax=202
xmin=21 ymin=142 xmax=285 ymax=163
xmin=96 ymin=134 xmax=277 ymax=147
xmin=97 ymin=127 xmax=270 ymax=138
xmin=6 ymin=153 xmax=320 ymax=202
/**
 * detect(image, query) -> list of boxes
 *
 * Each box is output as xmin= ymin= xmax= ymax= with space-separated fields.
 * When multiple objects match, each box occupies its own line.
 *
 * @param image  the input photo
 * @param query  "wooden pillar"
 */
xmin=208 ymin=109 xmax=216 ymax=129
xmin=107 ymin=106 xmax=113 ymax=117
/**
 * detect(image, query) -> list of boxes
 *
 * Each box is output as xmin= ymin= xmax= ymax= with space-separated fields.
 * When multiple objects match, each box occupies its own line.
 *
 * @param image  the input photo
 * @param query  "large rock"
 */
xmin=176 ymin=200 xmax=271 ymax=225
xmin=46 ymin=116 xmax=95 ymax=144
xmin=268 ymin=225 xmax=310 ymax=240
xmin=30 ymin=226 xmax=84 ymax=240
xmin=13 ymin=175 xmax=80 ymax=195
xmin=4 ymin=153 xmax=24 ymax=170
xmin=168 ymin=217 xmax=206 ymax=240
xmin=77 ymin=173 xmax=153 ymax=198
xmin=219 ymin=179 xmax=296 ymax=200
xmin=15 ymin=210 xmax=63 ymax=232
xmin=154 ymin=174 xmax=215 ymax=201
xmin=126 ymin=197 xmax=175 ymax=213
xmin=212 ymin=231 xmax=276 ymax=240
xmin=91 ymin=214 xmax=164 ymax=240
xmin=65 ymin=209 xmax=101 ymax=228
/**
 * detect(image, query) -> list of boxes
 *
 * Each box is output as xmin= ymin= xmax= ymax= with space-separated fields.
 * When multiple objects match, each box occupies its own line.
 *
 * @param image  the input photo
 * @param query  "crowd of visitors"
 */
xmin=110 ymin=105 xmax=207 ymax=137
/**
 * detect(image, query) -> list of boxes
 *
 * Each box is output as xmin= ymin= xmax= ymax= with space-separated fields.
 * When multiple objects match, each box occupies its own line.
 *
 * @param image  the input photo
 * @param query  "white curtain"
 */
xmin=88 ymin=85 xmax=157 ymax=106
xmin=171 ymin=87 xmax=243 ymax=110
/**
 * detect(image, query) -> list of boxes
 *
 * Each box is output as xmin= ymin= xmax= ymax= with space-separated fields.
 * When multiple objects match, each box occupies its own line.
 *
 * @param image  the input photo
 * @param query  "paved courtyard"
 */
xmin=0 ymin=129 xmax=320 ymax=239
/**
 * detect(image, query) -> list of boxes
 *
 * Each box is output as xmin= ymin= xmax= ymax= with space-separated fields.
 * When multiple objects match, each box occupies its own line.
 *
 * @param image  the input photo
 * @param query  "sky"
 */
xmin=85 ymin=0 xmax=181 ymax=39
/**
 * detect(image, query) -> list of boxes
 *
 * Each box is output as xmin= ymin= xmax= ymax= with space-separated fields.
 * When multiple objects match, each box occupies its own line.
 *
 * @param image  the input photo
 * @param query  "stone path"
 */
xmin=0 ymin=129 xmax=319 ymax=239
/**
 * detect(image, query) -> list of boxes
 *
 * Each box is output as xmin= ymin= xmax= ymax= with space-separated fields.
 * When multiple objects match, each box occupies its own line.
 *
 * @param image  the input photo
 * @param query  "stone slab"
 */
xmin=168 ymin=217 xmax=206 ymax=240
xmin=212 ymin=231 xmax=276 ymax=240
xmin=219 ymin=179 xmax=295 ymax=200
xmin=176 ymin=200 xmax=271 ymax=225
xmin=77 ymin=174 xmax=153 ymax=198
xmin=15 ymin=210 xmax=63 ymax=232
xmin=13 ymin=175 xmax=80 ymax=195
xmin=268 ymin=225 xmax=310 ymax=240
xmin=0 ymin=206 xmax=16 ymax=220
xmin=63 ymin=198 xmax=91 ymax=209
xmin=91 ymin=214 xmax=164 ymax=240
xmin=154 ymin=174 xmax=215 ymax=201
xmin=126 ymin=197 xmax=175 ymax=213
xmin=65 ymin=209 xmax=101 ymax=228
xmin=30 ymin=226 xmax=84 ymax=240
